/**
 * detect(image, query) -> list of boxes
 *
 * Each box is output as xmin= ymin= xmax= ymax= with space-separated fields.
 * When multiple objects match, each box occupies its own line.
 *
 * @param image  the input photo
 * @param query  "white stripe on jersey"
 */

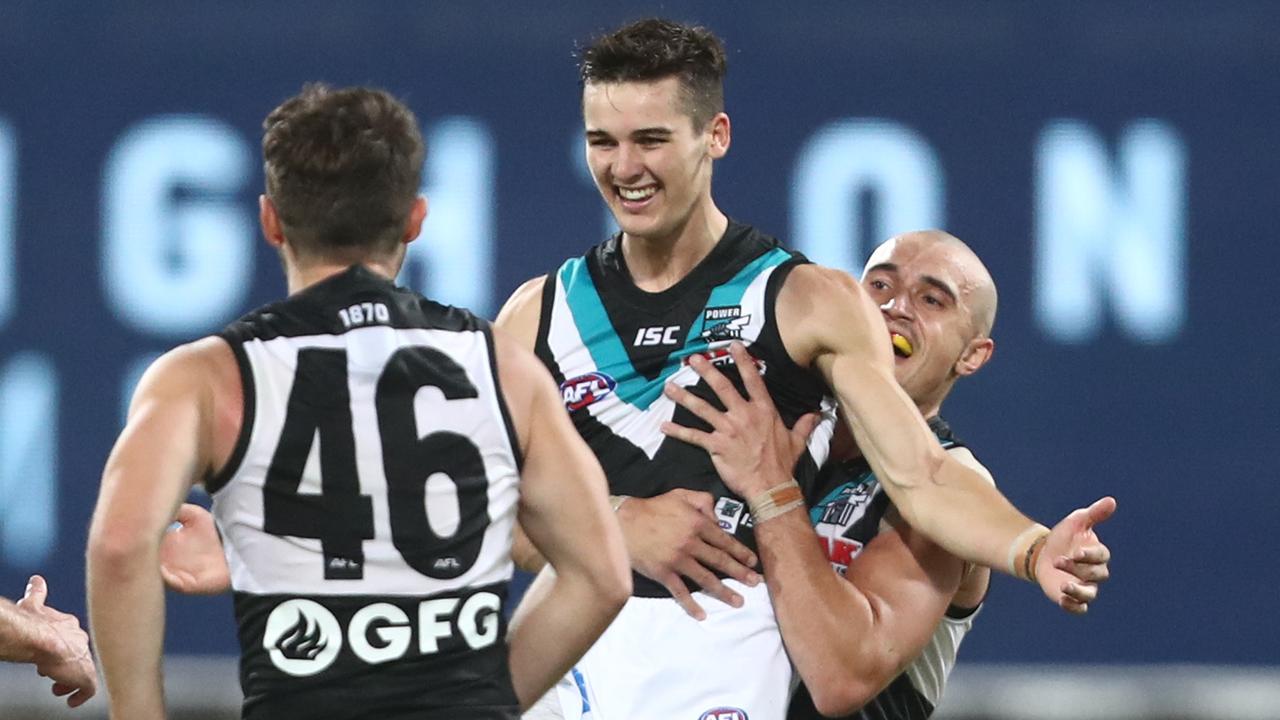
xmin=214 ymin=325 xmax=519 ymax=597
xmin=545 ymin=263 xmax=805 ymax=460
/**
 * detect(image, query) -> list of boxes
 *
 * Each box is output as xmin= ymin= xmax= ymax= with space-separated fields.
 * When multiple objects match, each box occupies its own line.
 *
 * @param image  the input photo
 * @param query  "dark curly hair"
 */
xmin=578 ymin=18 xmax=727 ymax=128
xmin=262 ymin=84 xmax=425 ymax=260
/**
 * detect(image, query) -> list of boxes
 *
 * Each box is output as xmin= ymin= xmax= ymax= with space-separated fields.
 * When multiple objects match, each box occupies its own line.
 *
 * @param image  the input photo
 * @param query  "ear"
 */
xmin=954 ymin=336 xmax=994 ymax=377
xmin=402 ymin=196 xmax=428 ymax=245
xmin=259 ymin=195 xmax=286 ymax=249
xmin=706 ymin=111 xmax=731 ymax=160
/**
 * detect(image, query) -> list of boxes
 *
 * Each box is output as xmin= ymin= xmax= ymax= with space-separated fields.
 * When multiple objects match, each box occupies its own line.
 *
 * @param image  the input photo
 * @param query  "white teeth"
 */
xmin=618 ymin=186 xmax=656 ymax=201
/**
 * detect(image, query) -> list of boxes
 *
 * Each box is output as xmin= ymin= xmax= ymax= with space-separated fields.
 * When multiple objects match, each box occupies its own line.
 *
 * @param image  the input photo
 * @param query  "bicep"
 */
xmin=492 ymin=330 xmax=614 ymax=569
xmin=516 ymin=367 xmax=614 ymax=568
xmin=843 ymin=511 xmax=965 ymax=655
xmin=92 ymin=347 xmax=214 ymax=546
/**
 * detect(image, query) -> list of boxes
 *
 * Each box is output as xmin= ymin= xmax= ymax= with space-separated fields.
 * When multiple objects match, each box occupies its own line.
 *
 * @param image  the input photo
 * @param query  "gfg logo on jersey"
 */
xmin=560 ymin=372 xmax=616 ymax=411
xmin=264 ymin=599 xmax=343 ymax=676
xmin=263 ymin=592 xmax=502 ymax=676
xmin=698 ymin=707 xmax=749 ymax=720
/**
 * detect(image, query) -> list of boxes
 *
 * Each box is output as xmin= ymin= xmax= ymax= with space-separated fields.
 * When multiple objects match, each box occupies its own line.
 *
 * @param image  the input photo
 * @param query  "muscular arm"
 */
xmin=778 ymin=266 xmax=1112 ymax=605
xmin=495 ymin=329 xmax=632 ymax=710
xmin=86 ymin=339 xmax=227 ymax=719
xmin=662 ymin=344 xmax=967 ymax=713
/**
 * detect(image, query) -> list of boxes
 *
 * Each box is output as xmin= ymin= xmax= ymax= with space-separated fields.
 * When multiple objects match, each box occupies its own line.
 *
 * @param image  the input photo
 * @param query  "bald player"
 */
xmin=665 ymin=230 xmax=1115 ymax=719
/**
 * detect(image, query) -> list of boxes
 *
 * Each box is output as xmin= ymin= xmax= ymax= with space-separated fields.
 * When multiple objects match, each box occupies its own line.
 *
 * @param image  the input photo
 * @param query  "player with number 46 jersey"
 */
xmin=86 ymin=84 xmax=630 ymax=720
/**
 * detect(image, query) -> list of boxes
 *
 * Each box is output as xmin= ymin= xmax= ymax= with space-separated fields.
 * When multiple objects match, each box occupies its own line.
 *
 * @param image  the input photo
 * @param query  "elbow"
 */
xmin=86 ymin=521 xmax=156 ymax=578
xmin=597 ymin=561 xmax=632 ymax=611
xmin=805 ymin=648 xmax=899 ymax=717
xmin=809 ymin=681 xmax=878 ymax=718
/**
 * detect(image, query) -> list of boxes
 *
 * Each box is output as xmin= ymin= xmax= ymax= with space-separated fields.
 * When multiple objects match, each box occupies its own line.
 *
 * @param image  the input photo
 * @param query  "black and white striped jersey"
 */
xmin=208 ymin=265 xmax=521 ymax=720
xmin=788 ymin=417 xmax=983 ymax=720
xmin=535 ymin=221 xmax=838 ymax=597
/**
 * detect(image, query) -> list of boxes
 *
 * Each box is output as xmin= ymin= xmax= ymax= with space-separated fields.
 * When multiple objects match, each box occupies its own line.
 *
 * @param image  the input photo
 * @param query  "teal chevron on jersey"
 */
xmin=559 ymin=247 xmax=792 ymax=411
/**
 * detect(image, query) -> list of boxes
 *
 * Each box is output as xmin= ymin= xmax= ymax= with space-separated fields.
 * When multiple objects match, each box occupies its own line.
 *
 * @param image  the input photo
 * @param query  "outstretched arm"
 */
xmin=494 ymin=329 xmax=631 ymax=710
xmin=0 ymin=577 xmax=97 ymax=708
xmin=777 ymin=266 xmax=1114 ymax=609
xmin=87 ymin=339 xmax=225 ymax=720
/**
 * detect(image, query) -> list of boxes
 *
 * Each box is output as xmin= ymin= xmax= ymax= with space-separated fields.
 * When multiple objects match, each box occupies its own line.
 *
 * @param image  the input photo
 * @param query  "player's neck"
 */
xmin=621 ymin=202 xmax=728 ymax=293
xmin=285 ymin=257 xmax=400 ymax=295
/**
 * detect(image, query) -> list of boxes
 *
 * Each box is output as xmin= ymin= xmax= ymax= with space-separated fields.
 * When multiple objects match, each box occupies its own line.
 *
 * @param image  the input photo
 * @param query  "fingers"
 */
xmin=790 ymin=412 xmax=821 ymax=448
xmin=693 ymin=547 xmax=760 ymax=587
xmin=660 ymin=420 xmax=717 ymax=453
xmin=1053 ymin=555 xmax=1110 ymax=583
xmin=65 ymin=683 xmax=96 ymax=708
xmin=52 ymin=683 xmax=74 ymax=697
xmin=1061 ymin=580 xmax=1098 ymax=605
xmin=1059 ymin=597 xmax=1089 ymax=615
xmin=1083 ymin=496 xmax=1118 ymax=528
xmin=700 ymin=522 xmax=759 ymax=570
xmin=679 ymin=560 xmax=744 ymax=609
xmin=661 ymin=574 xmax=707 ymax=621
xmin=686 ymin=352 xmax=747 ymax=411
xmin=174 ymin=502 xmax=207 ymax=526
xmin=662 ymin=384 xmax=728 ymax=433
xmin=728 ymin=342 xmax=770 ymax=405
xmin=21 ymin=575 xmax=48 ymax=609
xmin=1066 ymin=540 xmax=1111 ymax=565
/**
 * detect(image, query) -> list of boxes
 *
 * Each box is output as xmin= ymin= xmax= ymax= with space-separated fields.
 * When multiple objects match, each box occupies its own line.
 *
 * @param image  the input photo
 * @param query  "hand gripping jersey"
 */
xmin=788 ymin=416 xmax=983 ymax=720
xmin=535 ymin=221 xmax=838 ymax=595
xmin=208 ymin=266 xmax=521 ymax=720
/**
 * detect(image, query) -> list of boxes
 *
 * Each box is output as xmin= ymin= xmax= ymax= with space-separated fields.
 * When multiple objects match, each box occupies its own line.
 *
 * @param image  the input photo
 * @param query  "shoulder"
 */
xmin=138 ymin=337 xmax=235 ymax=394
xmin=494 ymin=274 xmax=548 ymax=350
xmin=775 ymin=264 xmax=883 ymax=366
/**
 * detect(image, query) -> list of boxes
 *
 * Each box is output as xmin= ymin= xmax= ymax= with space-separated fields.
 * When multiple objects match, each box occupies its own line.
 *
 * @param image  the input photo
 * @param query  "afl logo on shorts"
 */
xmin=698 ymin=708 xmax=748 ymax=720
xmin=560 ymin=372 xmax=616 ymax=411
xmin=264 ymin=599 xmax=342 ymax=677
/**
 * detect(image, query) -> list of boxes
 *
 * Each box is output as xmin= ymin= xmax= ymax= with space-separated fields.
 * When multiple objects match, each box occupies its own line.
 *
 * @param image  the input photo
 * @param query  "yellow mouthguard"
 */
xmin=892 ymin=334 xmax=914 ymax=357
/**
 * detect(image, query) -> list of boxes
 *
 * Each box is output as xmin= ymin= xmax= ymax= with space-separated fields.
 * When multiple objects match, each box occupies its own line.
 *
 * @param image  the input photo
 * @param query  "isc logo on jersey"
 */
xmin=699 ymin=708 xmax=749 ymax=720
xmin=560 ymin=372 xmax=617 ymax=411
xmin=634 ymin=325 xmax=682 ymax=346
xmin=263 ymin=594 xmax=501 ymax=676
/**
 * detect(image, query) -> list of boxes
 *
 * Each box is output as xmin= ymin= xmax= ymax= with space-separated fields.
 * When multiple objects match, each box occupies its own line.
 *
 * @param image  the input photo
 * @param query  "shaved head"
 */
xmin=865 ymin=230 xmax=998 ymax=339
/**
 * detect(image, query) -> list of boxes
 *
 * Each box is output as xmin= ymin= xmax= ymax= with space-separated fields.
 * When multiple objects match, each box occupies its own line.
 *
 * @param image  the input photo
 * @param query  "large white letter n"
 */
xmin=1034 ymin=120 xmax=1187 ymax=344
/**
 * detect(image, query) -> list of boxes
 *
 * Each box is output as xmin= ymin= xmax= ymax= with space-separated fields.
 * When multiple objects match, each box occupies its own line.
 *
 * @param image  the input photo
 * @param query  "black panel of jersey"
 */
xmin=212 ymin=265 xmax=521 ymax=720
xmin=788 ymin=416 xmax=973 ymax=720
xmin=536 ymin=222 xmax=837 ymax=597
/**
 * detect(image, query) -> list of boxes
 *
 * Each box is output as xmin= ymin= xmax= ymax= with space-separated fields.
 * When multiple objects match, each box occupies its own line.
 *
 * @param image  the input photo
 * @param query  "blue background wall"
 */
xmin=0 ymin=1 xmax=1275 ymax=666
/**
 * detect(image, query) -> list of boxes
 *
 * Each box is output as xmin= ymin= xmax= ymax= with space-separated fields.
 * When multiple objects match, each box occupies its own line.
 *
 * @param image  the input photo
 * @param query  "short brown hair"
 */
xmin=578 ymin=18 xmax=727 ymax=129
xmin=262 ymin=84 xmax=425 ymax=260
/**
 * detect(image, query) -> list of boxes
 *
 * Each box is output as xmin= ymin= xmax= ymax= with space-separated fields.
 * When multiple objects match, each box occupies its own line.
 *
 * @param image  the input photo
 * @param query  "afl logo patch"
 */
xmin=699 ymin=708 xmax=749 ymax=720
xmin=264 ymin=599 xmax=342 ymax=677
xmin=560 ymin=372 xmax=616 ymax=411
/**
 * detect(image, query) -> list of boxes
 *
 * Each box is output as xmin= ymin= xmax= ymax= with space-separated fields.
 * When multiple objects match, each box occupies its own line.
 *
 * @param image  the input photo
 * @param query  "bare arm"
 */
xmin=777 ymin=266 xmax=1114 ymax=608
xmin=0 ymin=577 xmax=97 ymax=707
xmin=86 ymin=339 xmax=226 ymax=720
xmin=495 ymin=275 xmax=758 ymax=619
xmin=495 ymin=328 xmax=631 ymax=710
xmin=663 ymin=345 xmax=963 ymax=712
